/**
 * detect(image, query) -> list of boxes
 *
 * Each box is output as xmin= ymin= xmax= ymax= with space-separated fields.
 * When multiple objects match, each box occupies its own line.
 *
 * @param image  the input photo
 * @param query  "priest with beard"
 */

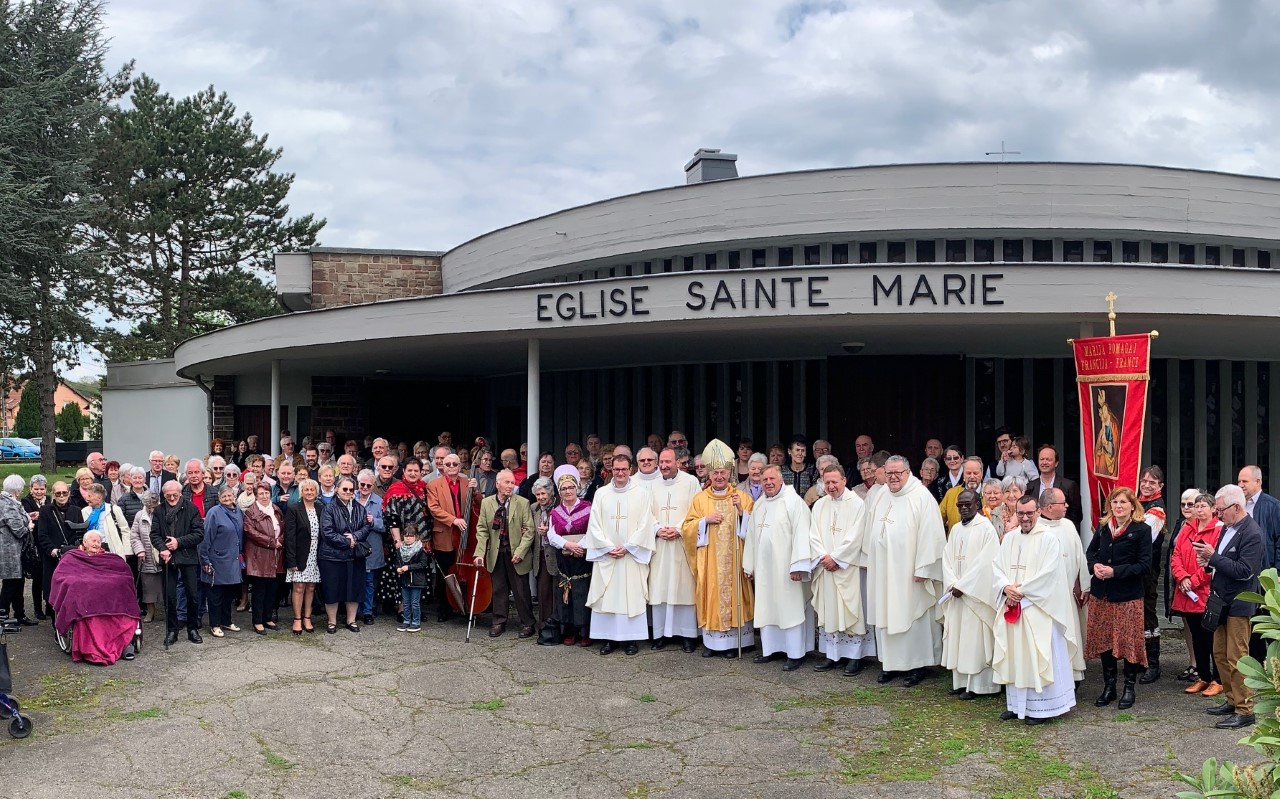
xmin=863 ymin=455 xmax=946 ymax=686
xmin=682 ymin=440 xmax=755 ymax=658
xmin=744 ymin=465 xmax=815 ymax=671
xmin=584 ymin=452 xmax=656 ymax=656
xmin=1034 ymin=487 xmax=1089 ymax=682
xmin=809 ymin=464 xmax=875 ymax=675
xmin=993 ymin=496 xmax=1079 ymax=725
xmin=941 ymin=489 xmax=1001 ymax=699
xmin=648 ymin=448 xmax=702 ymax=652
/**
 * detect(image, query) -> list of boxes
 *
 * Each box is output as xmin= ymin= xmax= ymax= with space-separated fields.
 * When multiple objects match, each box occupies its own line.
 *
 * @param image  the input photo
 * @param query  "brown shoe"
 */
xmin=518 ymin=625 xmax=535 ymax=639
xmin=488 ymin=624 xmax=505 ymax=638
xmin=1185 ymin=680 xmax=1208 ymax=694
xmin=1201 ymin=681 xmax=1224 ymax=697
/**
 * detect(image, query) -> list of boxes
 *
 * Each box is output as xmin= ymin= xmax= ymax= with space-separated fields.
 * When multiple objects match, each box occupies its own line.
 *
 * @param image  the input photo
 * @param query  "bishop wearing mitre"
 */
xmin=743 ymin=465 xmax=815 ymax=671
xmin=682 ymin=439 xmax=755 ymax=658
xmin=584 ymin=451 xmax=657 ymax=656
xmin=1034 ymin=487 xmax=1089 ymax=681
xmin=992 ymin=495 xmax=1079 ymax=725
xmin=941 ymin=489 xmax=1001 ymax=698
xmin=648 ymin=447 xmax=703 ymax=653
xmin=863 ymin=455 xmax=946 ymax=686
xmin=809 ymin=462 xmax=875 ymax=676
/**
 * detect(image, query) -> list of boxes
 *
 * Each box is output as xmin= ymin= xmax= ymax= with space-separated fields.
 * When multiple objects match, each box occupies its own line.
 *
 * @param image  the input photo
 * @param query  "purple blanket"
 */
xmin=49 ymin=550 xmax=141 ymax=635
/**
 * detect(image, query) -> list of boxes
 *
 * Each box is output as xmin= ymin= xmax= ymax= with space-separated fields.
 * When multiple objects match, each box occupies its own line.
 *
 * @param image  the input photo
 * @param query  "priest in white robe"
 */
xmin=1035 ymin=487 xmax=1090 ymax=681
xmin=648 ymin=447 xmax=702 ymax=652
xmin=743 ymin=466 xmax=815 ymax=671
xmin=992 ymin=496 xmax=1079 ymax=724
xmin=809 ymin=462 xmax=876 ymax=676
xmin=584 ymin=452 xmax=657 ymax=656
xmin=941 ymin=489 xmax=1001 ymax=697
xmin=863 ymin=456 xmax=945 ymax=686
xmin=634 ymin=448 xmax=662 ymax=485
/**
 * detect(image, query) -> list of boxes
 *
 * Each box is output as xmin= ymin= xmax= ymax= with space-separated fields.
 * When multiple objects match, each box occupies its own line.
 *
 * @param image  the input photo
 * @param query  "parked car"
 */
xmin=0 ymin=438 xmax=40 ymax=459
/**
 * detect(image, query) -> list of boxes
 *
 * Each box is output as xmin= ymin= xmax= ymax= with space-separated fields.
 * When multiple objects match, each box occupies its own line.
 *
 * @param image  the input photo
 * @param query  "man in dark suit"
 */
xmin=1024 ymin=444 xmax=1083 ymax=530
xmin=1238 ymin=465 xmax=1280 ymax=570
xmin=1197 ymin=485 xmax=1264 ymax=730
xmin=144 ymin=450 xmax=177 ymax=496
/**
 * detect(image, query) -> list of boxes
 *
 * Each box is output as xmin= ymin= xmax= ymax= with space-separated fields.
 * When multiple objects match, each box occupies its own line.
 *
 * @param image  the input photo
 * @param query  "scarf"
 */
xmin=399 ymin=540 xmax=423 ymax=562
xmin=384 ymin=478 xmax=426 ymax=502
xmin=86 ymin=504 xmax=107 ymax=531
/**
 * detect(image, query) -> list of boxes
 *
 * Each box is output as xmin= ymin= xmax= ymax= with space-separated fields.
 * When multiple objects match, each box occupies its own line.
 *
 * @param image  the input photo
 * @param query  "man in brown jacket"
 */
xmin=425 ymin=452 xmax=481 ymax=622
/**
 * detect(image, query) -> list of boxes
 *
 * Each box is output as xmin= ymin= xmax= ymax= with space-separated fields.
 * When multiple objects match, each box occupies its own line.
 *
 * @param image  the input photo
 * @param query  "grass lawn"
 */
xmin=0 ymin=462 xmax=79 ymax=486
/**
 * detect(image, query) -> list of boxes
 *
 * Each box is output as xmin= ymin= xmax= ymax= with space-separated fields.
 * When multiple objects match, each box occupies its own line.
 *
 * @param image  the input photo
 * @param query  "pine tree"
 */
xmin=54 ymin=401 xmax=84 ymax=441
xmin=13 ymin=384 xmax=41 ymax=439
xmin=93 ymin=75 xmax=324 ymax=361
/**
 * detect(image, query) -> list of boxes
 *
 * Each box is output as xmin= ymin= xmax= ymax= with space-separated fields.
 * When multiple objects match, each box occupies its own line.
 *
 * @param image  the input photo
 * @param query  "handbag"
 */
xmin=20 ymin=530 xmax=39 ymax=575
xmin=353 ymin=540 xmax=372 ymax=559
xmin=1201 ymin=591 xmax=1228 ymax=632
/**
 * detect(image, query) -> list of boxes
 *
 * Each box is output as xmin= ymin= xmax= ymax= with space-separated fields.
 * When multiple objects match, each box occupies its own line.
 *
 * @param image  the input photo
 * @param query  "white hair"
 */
xmin=1181 ymin=487 xmax=1201 ymax=503
xmin=2 ymin=475 xmax=25 ymax=496
xmin=119 ymin=462 xmax=134 ymax=476
xmin=747 ymin=452 xmax=768 ymax=467
xmin=357 ymin=468 xmax=375 ymax=483
xmin=1000 ymin=475 xmax=1028 ymax=493
xmin=149 ymin=450 xmax=164 ymax=460
xmin=815 ymin=455 xmax=839 ymax=471
xmin=184 ymin=458 xmax=204 ymax=472
xmin=1216 ymin=484 xmax=1246 ymax=511
xmin=207 ymin=455 xmax=226 ymax=468
xmin=885 ymin=455 xmax=911 ymax=472
xmin=223 ymin=463 xmax=241 ymax=478
xmin=129 ymin=466 xmax=146 ymax=479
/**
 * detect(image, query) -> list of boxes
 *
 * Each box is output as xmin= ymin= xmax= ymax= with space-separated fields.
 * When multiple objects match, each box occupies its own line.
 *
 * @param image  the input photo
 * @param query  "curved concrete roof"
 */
xmin=442 ymin=162 xmax=1280 ymax=292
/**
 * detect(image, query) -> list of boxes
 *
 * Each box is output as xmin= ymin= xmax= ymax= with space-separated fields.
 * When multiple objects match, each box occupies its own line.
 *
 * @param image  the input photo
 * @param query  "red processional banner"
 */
xmin=1072 ymin=333 xmax=1155 ymax=530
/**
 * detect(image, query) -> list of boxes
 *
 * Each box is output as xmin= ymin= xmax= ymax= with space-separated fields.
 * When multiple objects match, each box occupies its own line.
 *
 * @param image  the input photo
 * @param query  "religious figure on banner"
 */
xmin=1092 ymin=387 xmax=1124 ymax=479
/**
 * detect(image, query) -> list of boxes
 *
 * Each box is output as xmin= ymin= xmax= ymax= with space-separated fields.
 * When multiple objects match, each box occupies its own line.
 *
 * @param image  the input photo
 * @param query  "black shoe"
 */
xmin=681 ymin=639 xmax=696 ymax=654
xmin=121 ymin=644 xmax=136 ymax=661
xmin=843 ymin=660 xmax=865 ymax=677
xmin=1024 ymin=716 xmax=1049 ymax=726
xmin=17 ymin=617 xmax=37 ymax=626
xmin=599 ymin=642 xmax=615 ymax=655
xmin=33 ymin=611 xmax=45 ymax=621
xmin=999 ymin=710 xmax=1018 ymax=721
xmin=363 ymin=615 xmax=374 ymax=625
xmin=876 ymin=670 xmax=897 ymax=683
xmin=958 ymin=691 xmax=978 ymax=701
xmin=903 ymin=668 xmax=929 ymax=686
xmin=1118 ymin=678 xmax=1137 ymax=710
xmin=948 ymin=687 xmax=966 ymax=696
xmin=813 ymin=659 xmax=840 ymax=672
xmin=752 ymin=652 xmax=778 ymax=664
xmin=624 ymin=643 xmax=639 ymax=656
xmin=1138 ymin=636 xmax=1161 ymax=684
xmin=702 ymin=647 xmax=717 ymax=658
xmin=1206 ymin=703 xmax=1237 ymax=716
xmin=163 ymin=630 xmax=178 ymax=648
xmin=1215 ymin=713 xmax=1256 ymax=730
xmin=651 ymin=638 xmax=668 ymax=651
xmin=1095 ymin=680 xmax=1117 ymax=707
xmin=723 ymin=649 xmax=739 ymax=659
xmin=187 ymin=630 xmax=203 ymax=644
xmin=782 ymin=658 xmax=803 ymax=672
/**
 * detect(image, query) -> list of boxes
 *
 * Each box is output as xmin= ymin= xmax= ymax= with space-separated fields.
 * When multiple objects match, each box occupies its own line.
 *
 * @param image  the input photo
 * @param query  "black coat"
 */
xmin=116 ymin=490 xmax=144 ymax=528
xmin=318 ymin=499 xmax=370 ymax=562
xmin=390 ymin=546 xmax=430 ymax=588
xmin=1025 ymin=475 xmax=1083 ymax=530
xmin=36 ymin=501 xmax=82 ymax=556
xmin=1208 ymin=514 xmax=1265 ymax=618
xmin=150 ymin=498 xmax=205 ymax=566
xmin=283 ymin=504 xmax=318 ymax=572
xmin=1086 ymin=520 xmax=1152 ymax=603
xmin=144 ymin=470 xmax=178 ymax=494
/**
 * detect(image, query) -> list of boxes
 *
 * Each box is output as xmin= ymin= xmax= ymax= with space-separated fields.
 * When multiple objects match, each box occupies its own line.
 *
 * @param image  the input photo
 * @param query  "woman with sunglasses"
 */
xmin=1169 ymin=491 xmax=1222 ymax=696
xmin=318 ymin=476 xmax=370 ymax=633
xmin=1167 ymin=488 xmax=1202 ymax=682
xmin=355 ymin=469 xmax=390 ymax=625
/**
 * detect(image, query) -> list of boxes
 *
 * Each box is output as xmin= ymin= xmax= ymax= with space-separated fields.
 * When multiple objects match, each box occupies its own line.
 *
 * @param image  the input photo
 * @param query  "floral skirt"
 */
xmin=1085 ymin=596 xmax=1147 ymax=665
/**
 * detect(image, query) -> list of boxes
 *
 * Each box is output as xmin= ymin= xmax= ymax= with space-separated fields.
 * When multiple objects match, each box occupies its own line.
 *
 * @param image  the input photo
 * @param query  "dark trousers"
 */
xmin=1143 ymin=534 xmax=1164 ymax=632
xmin=536 ymin=559 xmax=557 ymax=629
xmin=207 ymin=583 xmax=239 ymax=628
xmin=1182 ymin=612 xmax=1219 ymax=682
xmin=164 ymin=563 xmax=201 ymax=631
xmin=249 ymin=576 xmax=278 ymax=626
xmin=0 ymin=578 xmax=25 ymax=620
xmin=489 ymin=540 xmax=533 ymax=628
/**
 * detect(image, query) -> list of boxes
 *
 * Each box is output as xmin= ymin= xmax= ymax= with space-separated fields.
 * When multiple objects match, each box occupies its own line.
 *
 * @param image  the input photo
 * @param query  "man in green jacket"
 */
xmin=473 ymin=469 xmax=536 ymax=638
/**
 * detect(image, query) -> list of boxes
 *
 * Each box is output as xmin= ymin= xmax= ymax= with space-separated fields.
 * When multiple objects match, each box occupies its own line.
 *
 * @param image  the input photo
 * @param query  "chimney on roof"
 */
xmin=684 ymin=148 xmax=738 ymax=184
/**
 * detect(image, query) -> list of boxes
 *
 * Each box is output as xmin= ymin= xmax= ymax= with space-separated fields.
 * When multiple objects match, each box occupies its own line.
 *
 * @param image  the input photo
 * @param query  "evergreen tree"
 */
xmin=13 ymin=384 xmax=40 ymax=439
xmin=0 ymin=0 xmax=130 ymax=470
xmin=54 ymin=400 xmax=84 ymax=441
xmin=93 ymin=75 xmax=324 ymax=362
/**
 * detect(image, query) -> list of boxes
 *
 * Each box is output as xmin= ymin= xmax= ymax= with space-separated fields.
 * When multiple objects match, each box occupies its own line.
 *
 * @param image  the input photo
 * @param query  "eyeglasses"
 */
xmin=379 ymin=465 xmax=395 ymax=470
xmin=339 ymin=486 xmax=355 ymax=493
xmin=53 ymin=491 xmax=69 ymax=496
xmin=1014 ymin=511 xmax=1038 ymax=518
xmin=638 ymin=458 xmax=656 ymax=463
xmin=1181 ymin=501 xmax=1195 ymax=507
xmin=884 ymin=470 xmax=908 ymax=478
xmin=358 ymin=483 xmax=373 ymax=489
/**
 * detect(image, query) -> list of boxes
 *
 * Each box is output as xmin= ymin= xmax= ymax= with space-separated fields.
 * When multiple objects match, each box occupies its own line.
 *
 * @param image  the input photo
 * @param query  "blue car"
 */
xmin=0 ymin=438 xmax=40 ymax=459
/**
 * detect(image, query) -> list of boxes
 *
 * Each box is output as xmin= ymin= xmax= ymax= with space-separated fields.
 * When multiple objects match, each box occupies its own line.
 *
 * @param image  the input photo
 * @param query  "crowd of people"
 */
xmin=0 ymin=427 xmax=1271 ymax=731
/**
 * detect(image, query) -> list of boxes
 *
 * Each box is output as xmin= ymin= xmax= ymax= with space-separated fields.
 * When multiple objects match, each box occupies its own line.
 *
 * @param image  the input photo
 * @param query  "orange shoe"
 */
xmin=1185 ymin=680 xmax=1208 ymax=694
xmin=1201 ymin=682 xmax=1223 ymax=697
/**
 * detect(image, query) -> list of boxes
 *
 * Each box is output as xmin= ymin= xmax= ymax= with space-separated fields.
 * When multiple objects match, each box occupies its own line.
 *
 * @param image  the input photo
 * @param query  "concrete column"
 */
xmin=527 ymin=339 xmax=540 ymax=467
xmin=270 ymin=359 xmax=281 ymax=458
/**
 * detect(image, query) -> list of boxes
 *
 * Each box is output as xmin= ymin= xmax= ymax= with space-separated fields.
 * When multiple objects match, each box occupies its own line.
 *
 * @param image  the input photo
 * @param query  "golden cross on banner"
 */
xmin=1105 ymin=291 xmax=1117 ymax=336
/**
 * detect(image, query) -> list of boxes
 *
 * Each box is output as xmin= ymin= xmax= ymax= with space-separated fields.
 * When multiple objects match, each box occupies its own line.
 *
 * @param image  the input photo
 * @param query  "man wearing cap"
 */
xmin=682 ymin=440 xmax=756 ymax=658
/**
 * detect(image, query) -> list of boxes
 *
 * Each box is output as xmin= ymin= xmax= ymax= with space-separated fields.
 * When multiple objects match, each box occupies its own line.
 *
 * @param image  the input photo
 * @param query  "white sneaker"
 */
xmin=226 ymin=624 xmax=241 ymax=632
xmin=407 ymin=625 xmax=421 ymax=633
xmin=397 ymin=624 xmax=409 ymax=632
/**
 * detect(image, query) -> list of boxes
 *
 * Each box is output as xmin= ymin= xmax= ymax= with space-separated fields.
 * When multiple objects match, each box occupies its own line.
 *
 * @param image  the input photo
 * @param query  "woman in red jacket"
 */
xmin=1169 ymin=491 xmax=1222 ymax=696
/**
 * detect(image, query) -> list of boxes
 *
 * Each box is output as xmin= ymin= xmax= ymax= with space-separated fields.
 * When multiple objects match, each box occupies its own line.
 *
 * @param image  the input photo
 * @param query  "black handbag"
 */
xmin=20 ymin=533 xmax=39 ymax=575
xmin=1202 ymin=591 xmax=1228 ymax=632
xmin=353 ymin=540 xmax=372 ymax=559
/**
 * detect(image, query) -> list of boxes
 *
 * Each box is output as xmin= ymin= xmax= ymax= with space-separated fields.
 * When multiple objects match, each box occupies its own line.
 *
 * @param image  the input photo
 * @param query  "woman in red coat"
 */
xmin=1169 ymin=491 xmax=1222 ymax=696
xmin=243 ymin=483 xmax=285 ymax=634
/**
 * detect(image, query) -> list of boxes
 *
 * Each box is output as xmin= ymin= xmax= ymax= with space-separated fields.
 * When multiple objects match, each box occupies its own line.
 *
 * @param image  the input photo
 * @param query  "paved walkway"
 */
xmin=0 ymin=616 xmax=1250 ymax=798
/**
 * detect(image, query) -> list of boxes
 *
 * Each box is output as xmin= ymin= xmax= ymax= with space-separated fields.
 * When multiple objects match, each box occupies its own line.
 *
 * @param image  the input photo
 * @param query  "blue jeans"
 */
xmin=360 ymin=571 xmax=376 ymax=617
xmin=401 ymin=587 xmax=422 ymax=627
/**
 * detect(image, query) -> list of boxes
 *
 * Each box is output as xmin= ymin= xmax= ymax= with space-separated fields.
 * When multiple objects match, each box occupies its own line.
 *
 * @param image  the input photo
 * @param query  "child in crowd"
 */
xmin=394 ymin=524 xmax=429 ymax=632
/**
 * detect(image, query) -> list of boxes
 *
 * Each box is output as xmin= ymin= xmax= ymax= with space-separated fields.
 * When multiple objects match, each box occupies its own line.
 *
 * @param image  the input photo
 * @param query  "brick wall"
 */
xmin=310 ymin=251 xmax=443 ymax=309
xmin=310 ymin=376 xmax=367 ymax=440
xmin=211 ymin=376 xmax=235 ymax=443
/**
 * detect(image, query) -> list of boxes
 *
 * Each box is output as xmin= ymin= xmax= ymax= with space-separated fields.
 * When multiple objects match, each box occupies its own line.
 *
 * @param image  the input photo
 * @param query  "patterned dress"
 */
xmin=287 ymin=507 xmax=322 ymax=583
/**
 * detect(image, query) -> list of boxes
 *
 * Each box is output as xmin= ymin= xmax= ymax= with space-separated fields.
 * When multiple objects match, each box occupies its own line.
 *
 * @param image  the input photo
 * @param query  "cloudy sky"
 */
xmin=98 ymin=0 xmax=1279 ymax=255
